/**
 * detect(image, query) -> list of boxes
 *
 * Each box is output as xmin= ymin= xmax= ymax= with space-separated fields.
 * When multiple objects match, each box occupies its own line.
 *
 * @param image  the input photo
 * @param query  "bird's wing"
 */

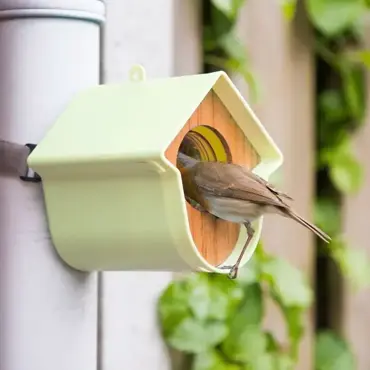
xmin=194 ymin=162 xmax=288 ymax=208
xmin=243 ymin=169 xmax=293 ymax=201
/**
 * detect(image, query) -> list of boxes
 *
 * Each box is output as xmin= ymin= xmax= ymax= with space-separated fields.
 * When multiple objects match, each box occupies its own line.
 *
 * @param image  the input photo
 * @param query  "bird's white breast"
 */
xmin=205 ymin=196 xmax=265 ymax=224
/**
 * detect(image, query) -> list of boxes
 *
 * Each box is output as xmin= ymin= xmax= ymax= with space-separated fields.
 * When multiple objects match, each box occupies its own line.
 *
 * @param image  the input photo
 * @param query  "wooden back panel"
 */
xmin=165 ymin=90 xmax=260 ymax=266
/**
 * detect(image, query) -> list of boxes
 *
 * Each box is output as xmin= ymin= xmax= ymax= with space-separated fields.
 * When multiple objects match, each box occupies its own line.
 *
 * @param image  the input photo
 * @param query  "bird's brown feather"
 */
xmin=177 ymin=153 xmax=331 ymax=244
xmin=193 ymin=161 xmax=288 ymax=209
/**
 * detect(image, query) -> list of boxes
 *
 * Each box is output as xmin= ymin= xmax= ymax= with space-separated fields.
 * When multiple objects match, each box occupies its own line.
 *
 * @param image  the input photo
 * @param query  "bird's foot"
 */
xmin=228 ymin=266 xmax=239 ymax=280
xmin=219 ymin=265 xmax=239 ymax=280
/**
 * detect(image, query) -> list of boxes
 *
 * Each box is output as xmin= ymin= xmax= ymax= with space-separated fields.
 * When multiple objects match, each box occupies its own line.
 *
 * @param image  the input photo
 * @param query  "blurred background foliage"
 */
xmin=158 ymin=0 xmax=370 ymax=369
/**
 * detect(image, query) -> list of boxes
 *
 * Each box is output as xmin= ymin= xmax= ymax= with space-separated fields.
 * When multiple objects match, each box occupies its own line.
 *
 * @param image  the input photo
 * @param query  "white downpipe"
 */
xmin=0 ymin=1 xmax=105 ymax=369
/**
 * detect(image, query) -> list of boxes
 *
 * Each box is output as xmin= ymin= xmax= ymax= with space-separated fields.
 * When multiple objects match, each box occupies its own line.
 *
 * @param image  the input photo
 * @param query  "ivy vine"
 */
xmin=157 ymin=0 xmax=370 ymax=369
xmin=159 ymin=245 xmax=311 ymax=370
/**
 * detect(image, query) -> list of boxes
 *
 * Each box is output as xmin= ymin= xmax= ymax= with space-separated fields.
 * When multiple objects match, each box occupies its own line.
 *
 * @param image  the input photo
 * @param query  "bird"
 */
xmin=176 ymin=152 xmax=331 ymax=279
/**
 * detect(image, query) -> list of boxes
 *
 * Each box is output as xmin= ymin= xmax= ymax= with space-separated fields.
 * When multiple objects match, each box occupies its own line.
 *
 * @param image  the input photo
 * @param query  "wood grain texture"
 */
xmin=165 ymin=90 xmax=260 ymax=266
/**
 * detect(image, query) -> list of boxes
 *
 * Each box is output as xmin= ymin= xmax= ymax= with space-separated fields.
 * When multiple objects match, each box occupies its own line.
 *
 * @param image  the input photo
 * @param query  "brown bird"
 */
xmin=177 ymin=152 xmax=330 ymax=279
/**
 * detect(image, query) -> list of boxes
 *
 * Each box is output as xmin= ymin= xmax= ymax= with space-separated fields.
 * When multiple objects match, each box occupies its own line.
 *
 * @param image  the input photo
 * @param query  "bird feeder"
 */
xmin=28 ymin=65 xmax=283 ymax=274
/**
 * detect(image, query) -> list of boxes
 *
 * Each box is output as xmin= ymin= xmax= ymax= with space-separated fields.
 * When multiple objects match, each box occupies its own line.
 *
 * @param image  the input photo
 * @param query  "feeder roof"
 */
xmin=29 ymin=71 xmax=282 ymax=179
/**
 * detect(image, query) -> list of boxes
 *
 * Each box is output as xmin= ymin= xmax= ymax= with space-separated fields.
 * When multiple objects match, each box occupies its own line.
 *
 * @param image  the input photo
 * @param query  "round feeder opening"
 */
xmin=176 ymin=125 xmax=241 ymax=267
xmin=177 ymin=125 xmax=231 ymax=163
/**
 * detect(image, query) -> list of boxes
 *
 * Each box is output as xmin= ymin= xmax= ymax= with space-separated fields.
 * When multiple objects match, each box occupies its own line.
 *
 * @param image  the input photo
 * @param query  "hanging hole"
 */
xmin=129 ymin=65 xmax=146 ymax=82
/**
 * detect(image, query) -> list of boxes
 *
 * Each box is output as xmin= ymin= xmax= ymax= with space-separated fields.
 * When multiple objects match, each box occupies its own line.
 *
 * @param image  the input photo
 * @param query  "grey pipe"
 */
xmin=0 ymin=1 xmax=105 ymax=369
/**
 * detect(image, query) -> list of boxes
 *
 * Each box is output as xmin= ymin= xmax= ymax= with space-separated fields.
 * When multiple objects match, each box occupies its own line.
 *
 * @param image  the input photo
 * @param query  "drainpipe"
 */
xmin=0 ymin=1 xmax=105 ymax=369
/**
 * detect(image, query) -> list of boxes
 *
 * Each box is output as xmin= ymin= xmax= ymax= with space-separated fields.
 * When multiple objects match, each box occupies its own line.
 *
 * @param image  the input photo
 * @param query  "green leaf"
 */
xmin=244 ymin=353 xmax=274 ymax=370
xmin=274 ymin=353 xmax=295 ymax=370
xmin=315 ymin=38 xmax=340 ymax=67
xmin=225 ymin=57 xmax=259 ymax=101
xmin=262 ymin=257 xmax=313 ymax=308
xmin=265 ymin=332 xmax=280 ymax=352
xmin=348 ymin=49 xmax=370 ymax=68
xmin=211 ymin=0 xmax=246 ymax=19
xmin=329 ymin=149 xmax=363 ymax=194
xmin=330 ymin=238 xmax=370 ymax=289
xmin=352 ymin=14 xmax=367 ymax=39
xmin=262 ymin=257 xmax=310 ymax=357
xmin=279 ymin=0 xmax=297 ymax=20
xmin=245 ymin=352 xmax=294 ymax=370
xmin=317 ymin=89 xmax=349 ymax=151
xmin=306 ymin=0 xmax=365 ymax=37
xmin=319 ymin=133 xmax=351 ymax=166
xmin=216 ymin=32 xmax=260 ymax=101
xmin=314 ymin=199 xmax=341 ymax=236
xmin=233 ymin=62 xmax=260 ymax=102
xmin=340 ymin=66 xmax=366 ymax=121
xmin=203 ymin=26 xmax=218 ymax=52
xmin=207 ymin=274 xmax=244 ymax=320
xmin=219 ymin=32 xmax=247 ymax=62
xmin=316 ymin=331 xmax=355 ymax=370
xmin=227 ymin=284 xmax=263 ymax=342
xmin=204 ymin=55 xmax=259 ymax=102
xmin=222 ymin=325 xmax=267 ymax=363
xmin=318 ymin=90 xmax=347 ymax=128
xmin=281 ymin=306 xmax=305 ymax=358
xmin=209 ymin=4 xmax=235 ymax=38
xmin=322 ymin=135 xmax=364 ymax=194
xmin=238 ymin=255 xmax=261 ymax=285
xmin=168 ymin=317 xmax=228 ymax=353
xmin=158 ymin=281 xmax=191 ymax=337
xmin=241 ymin=283 xmax=263 ymax=324
xmin=193 ymin=350 xmax=241 ymax=370
xmin=187 ymin=273 xmax=211 ymax=320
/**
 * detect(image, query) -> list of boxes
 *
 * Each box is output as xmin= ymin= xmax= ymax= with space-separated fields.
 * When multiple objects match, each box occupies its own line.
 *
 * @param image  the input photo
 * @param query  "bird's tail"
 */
xmin=286 ymin=209 xmax=331 ymax=243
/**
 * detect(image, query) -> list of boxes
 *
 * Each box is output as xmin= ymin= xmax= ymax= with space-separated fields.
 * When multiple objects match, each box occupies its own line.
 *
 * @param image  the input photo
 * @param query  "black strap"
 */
xmin=0 ymin=140 xmax=41 ymax=182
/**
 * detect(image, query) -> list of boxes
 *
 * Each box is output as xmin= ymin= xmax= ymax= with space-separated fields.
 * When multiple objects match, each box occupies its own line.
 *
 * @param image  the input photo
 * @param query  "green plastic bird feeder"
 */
xmin=28 ymin=65 xmax=283 ymax=273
